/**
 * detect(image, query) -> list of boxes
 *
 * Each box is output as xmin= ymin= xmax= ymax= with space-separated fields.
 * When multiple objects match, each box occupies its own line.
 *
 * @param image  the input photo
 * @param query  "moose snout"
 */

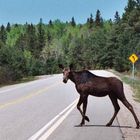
xmin=63 ymin=79 xmax=68 ymax=83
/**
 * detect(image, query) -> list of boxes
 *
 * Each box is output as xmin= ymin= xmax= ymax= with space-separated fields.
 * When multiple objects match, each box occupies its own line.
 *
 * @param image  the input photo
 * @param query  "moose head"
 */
xmin=59 ymin=64 xmax=73 ymax=83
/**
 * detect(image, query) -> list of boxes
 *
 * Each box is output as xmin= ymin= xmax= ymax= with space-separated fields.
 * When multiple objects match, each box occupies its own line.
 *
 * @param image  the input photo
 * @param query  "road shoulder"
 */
xmin=117 ymin=83 xmax=140 ymax=140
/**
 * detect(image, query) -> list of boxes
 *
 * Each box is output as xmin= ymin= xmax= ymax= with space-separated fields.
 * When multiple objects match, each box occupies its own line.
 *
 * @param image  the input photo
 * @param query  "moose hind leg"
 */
xmin=121 ymin=99 xmax=140 ymax=129
xmin=106 ymin=95 xmax=120 ymax=126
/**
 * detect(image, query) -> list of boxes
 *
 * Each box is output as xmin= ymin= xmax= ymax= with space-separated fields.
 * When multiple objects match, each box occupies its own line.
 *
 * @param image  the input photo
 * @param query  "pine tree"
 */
xmin=37 ymin=18 xmax=46 ymax=58
xmin=6 ymin=22 xmax=11 ymax=32
xmin=95 ymin=10 xmax=102 ymax=26
xmin=49 ymin=20 xmax=53 ymax=26
xmin=125 ymin=0 xmax=137 ymax=13
xmin=136 ymin=0 xmax=140 ymax=3
xmin=109 ymin=19 xmax=113 ymax=26
xmin=86 ymin=14 xmax=94 ymax=29
xmin=15 ymin=33 xmax=27 ymax=51
xmin=89 ymin=14 xmax=94 ymax=28
xmin=46 ymin=30 xmax=52 ymax=45
xmin=114 ymin=11 xmax=120 ymax=23
xmin=0 ymin=25 xmax=7 ymax=44
xmin=27 ymin=23 xmax=38 ymax=54
xmin=71 ymin=17 xmax=76 ymax=27
xmin=86 ymin=18 xmax=90 ymax=24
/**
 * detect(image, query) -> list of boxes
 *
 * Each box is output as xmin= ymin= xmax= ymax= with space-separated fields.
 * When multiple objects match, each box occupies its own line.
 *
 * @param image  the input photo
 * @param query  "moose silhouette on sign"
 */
xmin=59 ymin=64 xmax=140 ymax=129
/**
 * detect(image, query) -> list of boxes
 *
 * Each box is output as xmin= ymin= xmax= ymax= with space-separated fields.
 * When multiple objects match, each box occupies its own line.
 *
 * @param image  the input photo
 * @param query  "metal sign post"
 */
xmin=132 ymin=63 xmax=135 ymax=80
xmin=129 ymin=53 xmax=139 ymax=85
xmin=131 ymin=63 xmax=135 ymax=86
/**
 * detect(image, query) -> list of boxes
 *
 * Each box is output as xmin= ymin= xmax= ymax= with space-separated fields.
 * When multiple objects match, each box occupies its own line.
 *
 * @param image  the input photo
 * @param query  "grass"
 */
xmin=110 ymin=70 xmax=140 ymax=102
xmin=122 ymin=76 xmax=140 ymax=102
xmin=0 ymin=76 xmax=37 ymax=88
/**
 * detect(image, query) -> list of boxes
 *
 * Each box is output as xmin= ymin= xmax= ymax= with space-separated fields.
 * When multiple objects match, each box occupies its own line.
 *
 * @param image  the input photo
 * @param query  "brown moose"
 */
xmin=59 ymin=64 xmax=140 ymax=129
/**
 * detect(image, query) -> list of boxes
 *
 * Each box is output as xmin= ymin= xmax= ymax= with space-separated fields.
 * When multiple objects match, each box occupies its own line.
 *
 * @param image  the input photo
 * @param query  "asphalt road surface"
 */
xmin=0 ymin=71 xmax=124 ymax=140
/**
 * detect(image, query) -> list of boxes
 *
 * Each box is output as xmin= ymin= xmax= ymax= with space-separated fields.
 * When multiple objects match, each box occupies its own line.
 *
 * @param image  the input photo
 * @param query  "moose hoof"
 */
xmin=79 ymin=122 xmax=85 ymax=127
xmin=76 ymin=123 xmax=84 ymax=127
xmin=106 ymin=122 xmax=112 ymax=127
xmin=80 ymin=124 xmax=84 ymax=126
xmin=85 ymin=116 xmax=90 ymax=122
xmin=136 ymin=123 xmax=140 ymax=129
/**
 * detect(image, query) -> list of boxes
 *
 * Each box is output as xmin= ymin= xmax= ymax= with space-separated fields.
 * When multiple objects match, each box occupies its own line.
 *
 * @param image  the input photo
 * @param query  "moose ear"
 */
xmin=69 ymin=64 xmax=74 ymax=70
xmin=58 ymin=64 xmax=64 ymax=69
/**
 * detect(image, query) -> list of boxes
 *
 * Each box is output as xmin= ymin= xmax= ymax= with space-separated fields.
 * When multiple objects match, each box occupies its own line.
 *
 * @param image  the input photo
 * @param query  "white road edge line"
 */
xmin=38 ymin=99 xmax=77 ymax=140
xmin=28 ymin=98 xmax=78 ymax=140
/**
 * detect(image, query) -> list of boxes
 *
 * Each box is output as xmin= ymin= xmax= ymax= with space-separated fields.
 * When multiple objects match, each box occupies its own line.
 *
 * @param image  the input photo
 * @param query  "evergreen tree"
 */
xmin=108 ymin=19 xmax=113 ymax=26
xmin=123 ymin=0 xmax=137 ymax=20
xmin=14 ymin=24 xmax=19 ymax=27
xmin=136 ymin=0 xmax=140 ymax=8
xmin=125 ymin=0 xmax=137 ymax=13
xmin=27 ymin=23 xmax=38 ymax=55
xmin=0 ymin=46 xmax=26 ymax=81
xmin=95 ymin=9 xmax=102 ymax=26
xmin=136 ymin=0 xmax=140 ymax=3
xmin=86 ymin=18 xmax=90 ymax=24
xmin=6 ymin=22 xmax=11 ymax=32
xmin=114 ymin=11 xmax=120 ymax=23
xmin=49 ymin=20 xmax=53 ymax=26
xmin=15 ymin=33 xmax=27 ymax=51
xmin=89 ymin=14 xmax=94 ymax=28
xmin=101 ymin=30 xmax=118 ymax=69
xmin=1 ymin=3 xmax=140 ymax=84
xmin=71 ymin=17 xmax=76 ymax=27
xmin=0 ymin=25 xmax=7 ymax=44
xmin=0 ymin=40 xmax=5 ymax=49
xmin=37 ymin=18 xmax=46 ymax=58
xmin=46 ymin=30 xmax=52 ymax=45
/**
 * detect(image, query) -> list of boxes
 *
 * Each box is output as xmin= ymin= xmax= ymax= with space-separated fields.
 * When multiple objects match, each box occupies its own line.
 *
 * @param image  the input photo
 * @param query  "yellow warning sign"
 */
xmin=129 ymin=53 xmax=138 ymax=63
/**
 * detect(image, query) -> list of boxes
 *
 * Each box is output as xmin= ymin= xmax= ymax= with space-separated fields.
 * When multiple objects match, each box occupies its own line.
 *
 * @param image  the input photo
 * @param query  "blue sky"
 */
xmin=0 ymin=0 xmax=128 ymax=25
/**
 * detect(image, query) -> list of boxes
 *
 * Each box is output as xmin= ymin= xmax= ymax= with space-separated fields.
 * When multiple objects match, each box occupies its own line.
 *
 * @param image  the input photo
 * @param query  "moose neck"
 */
xmin=69 ymin=71 xmax=81 ymax=85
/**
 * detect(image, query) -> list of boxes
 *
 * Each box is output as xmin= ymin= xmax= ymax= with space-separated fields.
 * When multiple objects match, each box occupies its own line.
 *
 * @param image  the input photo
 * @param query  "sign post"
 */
xmin=132 ymin=63 xmax=135 ymax=79
xmin=129 ymin=53 xmax=139 ymax=82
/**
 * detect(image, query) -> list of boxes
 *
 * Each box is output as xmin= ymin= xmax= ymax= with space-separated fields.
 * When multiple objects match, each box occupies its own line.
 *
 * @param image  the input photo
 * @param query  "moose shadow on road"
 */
xmin=74 ymin=124 xmax=132 ymax=129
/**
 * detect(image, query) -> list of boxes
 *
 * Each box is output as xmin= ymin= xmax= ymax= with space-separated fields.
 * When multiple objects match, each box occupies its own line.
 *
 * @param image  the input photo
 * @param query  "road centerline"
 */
xmin=0 ymin=82 xmax=61 ymax=110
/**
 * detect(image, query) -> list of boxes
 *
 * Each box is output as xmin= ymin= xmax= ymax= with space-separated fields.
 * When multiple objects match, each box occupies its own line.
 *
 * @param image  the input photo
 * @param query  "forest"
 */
xmin=0 ymin=0 xmax=140 ymax=84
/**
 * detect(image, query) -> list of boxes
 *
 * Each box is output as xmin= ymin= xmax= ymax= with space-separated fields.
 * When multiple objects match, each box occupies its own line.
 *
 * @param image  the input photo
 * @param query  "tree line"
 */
xmin=0 ymin=0 xmax=140 ymax=84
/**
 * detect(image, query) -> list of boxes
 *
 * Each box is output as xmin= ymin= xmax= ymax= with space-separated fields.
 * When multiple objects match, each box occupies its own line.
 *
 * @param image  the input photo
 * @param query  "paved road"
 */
xmin=0 ymin=71 xmax=124 ymax=140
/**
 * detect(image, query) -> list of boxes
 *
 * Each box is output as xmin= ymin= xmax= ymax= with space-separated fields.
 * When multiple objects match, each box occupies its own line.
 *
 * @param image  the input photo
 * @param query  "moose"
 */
xmin=59 ymin=64 xmax=140 ymax=129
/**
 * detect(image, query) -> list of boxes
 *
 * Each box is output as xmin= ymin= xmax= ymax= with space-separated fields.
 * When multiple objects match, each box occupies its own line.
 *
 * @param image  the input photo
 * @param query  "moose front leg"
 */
xmin=77 ymin=95 xmax=89 ymax=126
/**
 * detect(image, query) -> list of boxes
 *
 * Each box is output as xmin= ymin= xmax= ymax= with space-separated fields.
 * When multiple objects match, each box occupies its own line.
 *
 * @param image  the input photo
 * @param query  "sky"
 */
xmin=0 ymin=0 xmax=128 ymax=25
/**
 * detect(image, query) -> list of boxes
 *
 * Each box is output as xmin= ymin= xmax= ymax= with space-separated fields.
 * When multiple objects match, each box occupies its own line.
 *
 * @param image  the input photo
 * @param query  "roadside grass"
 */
xmin=110 ymin=70 xmax=140 ymax=102
xmin=122 ymin=76 xmax=140 ymax=102
xmin=0 ymin=76 xmax=36 ymax=88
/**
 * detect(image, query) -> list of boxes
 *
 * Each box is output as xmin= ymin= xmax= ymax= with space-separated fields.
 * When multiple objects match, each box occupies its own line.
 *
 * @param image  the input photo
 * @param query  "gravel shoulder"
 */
xmin=117 ymin=83 xmax=140 ymax=140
